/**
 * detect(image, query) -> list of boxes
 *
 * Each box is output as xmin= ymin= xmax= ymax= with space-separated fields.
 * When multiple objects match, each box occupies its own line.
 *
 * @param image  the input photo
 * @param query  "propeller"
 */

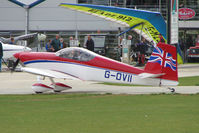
xmin=11 ymin=59 xmax=20 ymax=72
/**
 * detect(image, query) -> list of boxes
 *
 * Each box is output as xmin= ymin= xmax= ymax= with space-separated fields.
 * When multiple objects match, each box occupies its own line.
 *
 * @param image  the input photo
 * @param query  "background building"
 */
xmin=0 ymin=0 xmax=198 ymax=60
xmin=0 ymin=0 xmax=124 ymax=32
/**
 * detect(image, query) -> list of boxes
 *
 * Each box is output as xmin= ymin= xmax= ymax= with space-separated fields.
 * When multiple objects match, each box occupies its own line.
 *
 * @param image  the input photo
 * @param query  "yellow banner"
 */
xmin=60 ymin=4 xmax=166 ymax=43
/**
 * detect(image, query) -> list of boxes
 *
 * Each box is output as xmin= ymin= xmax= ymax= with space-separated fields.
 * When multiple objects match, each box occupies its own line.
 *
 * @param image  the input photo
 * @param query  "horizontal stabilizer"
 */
xmin=138 ymin=73 xmax=165 ymax=79
xmin=21 ymin=67 xmax=79 ymax=80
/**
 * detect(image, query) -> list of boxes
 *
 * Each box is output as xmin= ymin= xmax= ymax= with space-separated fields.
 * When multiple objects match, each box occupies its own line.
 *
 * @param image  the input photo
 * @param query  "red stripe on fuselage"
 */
xmin=18 ymin=52 xmax=144 ymax=75
xmin=89 ymin=56 xmax=144 ymax=75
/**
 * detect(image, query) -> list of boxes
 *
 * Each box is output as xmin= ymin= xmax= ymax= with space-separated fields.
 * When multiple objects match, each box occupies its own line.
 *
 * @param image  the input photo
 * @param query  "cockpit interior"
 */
xmin=56 ymin=47 xmax=96 ymax=62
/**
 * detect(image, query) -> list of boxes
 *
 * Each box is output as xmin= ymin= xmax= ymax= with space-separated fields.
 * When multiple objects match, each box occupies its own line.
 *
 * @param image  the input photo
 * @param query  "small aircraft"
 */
xmin=13 ymin=42 xmax=178 ymax=93
xmin=0 ymin=33 xmax=35 ymax=61
xmin=1 ymin=41 xmax=31 ymax=60
xmin=0 ymin=33 xmax=38 ymax=44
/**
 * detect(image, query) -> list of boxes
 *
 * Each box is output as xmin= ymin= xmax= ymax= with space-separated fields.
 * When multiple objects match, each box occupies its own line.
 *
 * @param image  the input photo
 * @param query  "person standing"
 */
xmin=60 ymin=38 xmax=67 ymax=49
xmin=136 ymin=40 xmax=146 ymax=66
xmin=85 ymin=35 xmax=94 ymax=52
xmin=127 ymin=35 xmax=135 ymax=50
xmin=74 ymin=38 xmax=80 ymax=47
xmin=69 ymin=36 xmax=74 ymax=47
xmin=195 ymin=35 xmax=199 ymax=46
xmin=9 ymin=37 xmax=15 ymax=44
xmin=50 ymin=34 xmax=61 ymax=52
xmin=69 ymin=36 xmax=79 ymax=47
xmin=0 ymin=42 xmax=3 ymax=72
xmin=45 ymin=40 xmax=53 ymax=52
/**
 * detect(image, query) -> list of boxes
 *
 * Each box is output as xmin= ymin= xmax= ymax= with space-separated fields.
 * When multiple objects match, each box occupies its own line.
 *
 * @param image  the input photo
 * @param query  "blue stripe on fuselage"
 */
xmin=23 ymin=60 xmax=137 ymax=76
xmin=4 ymin=49 xmax=22 ymax=51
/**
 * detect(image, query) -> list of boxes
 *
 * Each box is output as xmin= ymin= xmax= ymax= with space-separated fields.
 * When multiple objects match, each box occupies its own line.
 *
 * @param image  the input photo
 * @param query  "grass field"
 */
xmin=178 ymin=76 xmax=199 ymax=86
xmin=0 ymin=94 xmax=199 ymax=133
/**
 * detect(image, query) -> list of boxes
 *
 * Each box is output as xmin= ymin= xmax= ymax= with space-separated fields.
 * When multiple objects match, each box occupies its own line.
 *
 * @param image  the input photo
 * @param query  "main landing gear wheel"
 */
xmin=54 ymin=90 xmax=61 ymax=93
xmin=168 ymin=87 xmax=175 ymax=93
xmin=35 ymin=92 xmax=43 ymax=94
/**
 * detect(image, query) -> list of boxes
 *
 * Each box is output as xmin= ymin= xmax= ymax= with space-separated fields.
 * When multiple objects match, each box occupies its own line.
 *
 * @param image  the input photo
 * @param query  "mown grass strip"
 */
xmin=0 ymin=94 xmax=199 ymax=133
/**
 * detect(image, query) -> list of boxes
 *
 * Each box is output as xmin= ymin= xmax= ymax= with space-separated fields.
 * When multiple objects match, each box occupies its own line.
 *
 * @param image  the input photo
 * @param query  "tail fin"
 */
xmin=144 ymin=42 xmax=178 ymax=83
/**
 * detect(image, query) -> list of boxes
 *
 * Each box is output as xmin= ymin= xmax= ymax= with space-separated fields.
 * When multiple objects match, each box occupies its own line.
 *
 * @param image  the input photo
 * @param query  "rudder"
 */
xmin=144 ymin=42 xmax=178 ymax=83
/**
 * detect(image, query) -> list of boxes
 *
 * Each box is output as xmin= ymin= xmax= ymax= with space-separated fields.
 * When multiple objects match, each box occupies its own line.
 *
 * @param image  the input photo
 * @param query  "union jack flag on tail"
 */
xmin=145 ymin=42 xmax=178 ymax=82
xmin=165 ymin=53 xmax=176 ymax=71
xmin=148 ymin=47 xmax=177 ymax=71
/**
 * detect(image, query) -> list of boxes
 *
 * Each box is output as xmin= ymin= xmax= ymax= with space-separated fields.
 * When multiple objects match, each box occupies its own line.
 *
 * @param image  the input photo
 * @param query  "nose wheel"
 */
xmin=168 ymin=87 xmax=175 ymax=93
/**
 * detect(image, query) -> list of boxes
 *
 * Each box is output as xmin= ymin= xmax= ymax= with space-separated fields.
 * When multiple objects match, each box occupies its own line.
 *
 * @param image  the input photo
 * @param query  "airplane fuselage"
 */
xmin=2 ymin=43 xmax=31 ymax=59
xmin=15 ymin=47 xmax=178 ymax=86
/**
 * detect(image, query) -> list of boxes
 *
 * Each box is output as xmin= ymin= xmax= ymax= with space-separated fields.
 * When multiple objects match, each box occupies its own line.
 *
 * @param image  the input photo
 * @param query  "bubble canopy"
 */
xmin=56 ymin=47 xmax=96 ymax=62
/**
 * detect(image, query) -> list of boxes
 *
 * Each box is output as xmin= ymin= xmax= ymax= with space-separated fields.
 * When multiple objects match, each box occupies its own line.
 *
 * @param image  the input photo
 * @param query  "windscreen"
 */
xmin=190 ymin=49 xmax=199 ymax=54
xmin=56 ymin=47 xmax=96 ymax=61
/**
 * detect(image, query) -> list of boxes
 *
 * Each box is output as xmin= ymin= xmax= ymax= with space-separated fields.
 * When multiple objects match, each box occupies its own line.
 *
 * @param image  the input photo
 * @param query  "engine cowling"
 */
xmin=32 ymin=83 xmax=53 ymax=93
xmin=51 ymin=83 xmax=72 ymax=92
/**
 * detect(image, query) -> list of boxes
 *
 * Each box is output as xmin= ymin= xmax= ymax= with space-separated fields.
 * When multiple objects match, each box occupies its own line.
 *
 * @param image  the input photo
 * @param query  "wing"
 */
xmin=60 ymin=3 xmax=166 ymax=44
xmin=14 ymin=33 xmax=38 ymax=42
xmin=1 ymin=33 xmax=38 ymax=44
xmin=0 ymin=37 xmax=10 ymax=44
xmin=21 ymin=67 xmax=80 ymax=80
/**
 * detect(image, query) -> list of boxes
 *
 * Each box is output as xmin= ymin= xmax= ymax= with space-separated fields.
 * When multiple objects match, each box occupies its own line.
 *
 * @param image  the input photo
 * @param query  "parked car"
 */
xmin=187 ymin=46 xmax=199 ymax=62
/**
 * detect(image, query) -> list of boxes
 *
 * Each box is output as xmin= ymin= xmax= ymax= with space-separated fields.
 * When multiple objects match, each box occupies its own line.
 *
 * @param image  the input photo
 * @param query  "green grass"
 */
xmin=178 ymin=76 xmax=199 ymax=86
xmin=0 ymin=94 xmax=199 ymax=133
xmin=183 ymin=62 xmax=199 ymax=64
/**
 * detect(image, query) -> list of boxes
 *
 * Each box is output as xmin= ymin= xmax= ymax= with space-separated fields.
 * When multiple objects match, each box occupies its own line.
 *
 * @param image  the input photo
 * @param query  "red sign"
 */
xmin=179 ymin=8 xmax=196 ymax=20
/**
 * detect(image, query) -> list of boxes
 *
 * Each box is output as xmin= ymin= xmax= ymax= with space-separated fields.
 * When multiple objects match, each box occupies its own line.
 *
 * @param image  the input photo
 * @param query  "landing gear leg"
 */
xmin=168 ymin=87 xmax=175 ymax=93
xmin=37 ymin=76 xmax=45 ymax=83
xmin=49 ymin=77 xmax=61 ymax=93
xmin=49 ymin=77 xmax=55 ymax=84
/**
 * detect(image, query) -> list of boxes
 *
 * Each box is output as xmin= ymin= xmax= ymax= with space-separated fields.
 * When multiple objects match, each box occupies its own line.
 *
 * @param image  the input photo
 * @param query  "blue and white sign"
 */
xmin=9 ymin=0 xmax=45 ymax=8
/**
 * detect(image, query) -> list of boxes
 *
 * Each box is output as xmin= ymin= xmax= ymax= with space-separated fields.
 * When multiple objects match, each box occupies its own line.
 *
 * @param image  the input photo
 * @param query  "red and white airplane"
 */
xmin=13 ymin=42 xmax=178 ymax=93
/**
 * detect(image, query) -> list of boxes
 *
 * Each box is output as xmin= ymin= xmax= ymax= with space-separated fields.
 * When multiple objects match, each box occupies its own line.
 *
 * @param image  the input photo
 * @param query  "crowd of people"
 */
xmin=46 ymin=33 xmax=150 ymax=66
xmin=118 ymin=35 xmax=154 ymax=66
xmin=45 ymin=34 xmax=66 ymax=52
xmin=45 ymin=34 xmax=95 ymax=52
